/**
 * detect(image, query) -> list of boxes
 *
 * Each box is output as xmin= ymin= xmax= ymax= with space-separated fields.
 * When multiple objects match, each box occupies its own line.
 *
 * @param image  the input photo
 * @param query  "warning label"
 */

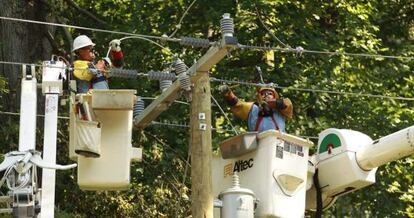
xmin=276 ymin=146 xmax=283 ymax=159
xmin=279 ymin=142 xmax=305 ymax=158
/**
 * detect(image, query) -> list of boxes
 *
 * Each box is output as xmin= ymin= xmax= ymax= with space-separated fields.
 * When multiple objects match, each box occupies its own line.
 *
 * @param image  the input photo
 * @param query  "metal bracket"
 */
xmin=199 ymin=123 xmax=207 ymax=130
xmin=198 ymin=113 xmax=206 ymax=120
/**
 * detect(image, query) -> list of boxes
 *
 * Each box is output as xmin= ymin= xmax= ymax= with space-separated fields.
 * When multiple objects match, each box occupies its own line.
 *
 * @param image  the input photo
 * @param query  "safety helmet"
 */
xmin=102 ymin=57 xmax=112 ymax=67
xmin=256 ymin=87 xmax=279 ymax=103
xmin=72 ymin=35 xmax=95 ymax=52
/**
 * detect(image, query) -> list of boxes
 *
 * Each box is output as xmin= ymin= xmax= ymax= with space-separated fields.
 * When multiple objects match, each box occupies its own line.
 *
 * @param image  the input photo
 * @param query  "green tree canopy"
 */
xmin=0 ymin=0 xmax=413 ymax=217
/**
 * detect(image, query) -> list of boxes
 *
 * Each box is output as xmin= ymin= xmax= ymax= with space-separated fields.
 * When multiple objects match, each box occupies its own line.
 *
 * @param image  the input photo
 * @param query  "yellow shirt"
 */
xmin=73 ymin=60 xmax=93 ymax=81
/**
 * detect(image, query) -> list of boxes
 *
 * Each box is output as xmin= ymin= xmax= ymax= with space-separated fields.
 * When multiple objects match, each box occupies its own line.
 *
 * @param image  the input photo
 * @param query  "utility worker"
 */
xmin=219 ymin=85 xmax=293 ymax=133
xmin=72 ymin=35 xmax=124 ymax=93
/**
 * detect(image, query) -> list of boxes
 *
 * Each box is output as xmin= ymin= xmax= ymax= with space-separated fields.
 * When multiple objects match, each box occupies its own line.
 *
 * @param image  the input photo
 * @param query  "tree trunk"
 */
xmin=0 ymin=0 xmax=52 ymax=112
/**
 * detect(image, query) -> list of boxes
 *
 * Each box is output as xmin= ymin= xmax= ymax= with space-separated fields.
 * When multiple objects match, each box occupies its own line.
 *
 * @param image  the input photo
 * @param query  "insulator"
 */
xmin=147 ymin=71 xmax=176 ymax=80
xmin=220 ymin=13 xmax=234 ymax=37
xmin=159 ymin=79 xmax=172 ymax=92
xmin=183 ymin=91 xmax=192 ymax=102
xmin=133 ymin=97 xmax=145 ymax=118
xmin=180 ymin=37 xmax=210 ymax=48
xmin=174 ymin=59 xmax=188 ymax=75
xmin=179 ymin=73 xmax=191 ymax=91
xmin=109 ymin=68 xmax=138 ymax=78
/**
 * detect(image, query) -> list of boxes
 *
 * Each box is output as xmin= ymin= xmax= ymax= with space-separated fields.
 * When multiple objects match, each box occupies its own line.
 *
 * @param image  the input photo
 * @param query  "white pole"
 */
xmin=356 ymin=125 xmax=414 ymax=170
xmin=40 ymin=93 xmax=59 ymax=218
xmin=18 ymin=76 xmax=37 ymax=151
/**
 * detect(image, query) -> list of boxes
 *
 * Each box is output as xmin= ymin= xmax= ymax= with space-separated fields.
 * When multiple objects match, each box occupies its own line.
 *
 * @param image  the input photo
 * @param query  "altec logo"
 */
xmin=233 ymin=158 xmax=254 ymax=173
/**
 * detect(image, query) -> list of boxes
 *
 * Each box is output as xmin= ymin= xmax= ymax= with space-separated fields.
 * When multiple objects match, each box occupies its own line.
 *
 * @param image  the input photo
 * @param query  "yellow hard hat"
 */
xmin=256 ymin=87 xmax=279 ymax=102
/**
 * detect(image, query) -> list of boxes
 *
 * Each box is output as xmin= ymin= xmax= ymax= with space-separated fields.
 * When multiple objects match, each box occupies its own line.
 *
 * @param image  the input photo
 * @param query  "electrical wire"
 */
xmin=0 ymin=60 xmax=148 ymax=77
xmin=169 ymin=0 xmax=198 ymax=38
xmin=1 ymin=59 xmax=413 ymax=101
xmin=0 ymin=16 xmax=181 ymax=43
xmin=1 ymin=16 xmax=413 ymax=61
xmin=0 ymin=111 xmax=318 ymax=138
xmin=140 ymin=97 xmax=189 ymax=105
xmin=238 ymin=44 xmax=414 ymax=61
xmin=210 ymin=95 xmax=239 ymax=135
xmin=210 ymin=77 xmax=414 ymax=101
xmin=150 ymin=121 xmax=237 ymax=133
xmin=150 ymin=120 xmax=318 ymax=139
xmin=0 ymin=111 xmax=70 ymax=120
xmin=254 ymin=5 xmax=289 ymax=48
xmin=106 ymin=36 xmax=174 ymax=58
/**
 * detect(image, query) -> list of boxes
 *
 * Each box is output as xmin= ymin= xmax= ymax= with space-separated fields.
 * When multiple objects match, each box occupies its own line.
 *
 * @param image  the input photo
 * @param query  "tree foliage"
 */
xmin=0 ymin=0 xmax=413 ymax=217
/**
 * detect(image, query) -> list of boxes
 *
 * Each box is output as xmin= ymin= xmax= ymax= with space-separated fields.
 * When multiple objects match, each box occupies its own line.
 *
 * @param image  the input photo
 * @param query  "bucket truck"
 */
xmin=212 ymin=125 xmax=414 ymax=217
xmin=0 ymin=58 xmax=77 ymax=218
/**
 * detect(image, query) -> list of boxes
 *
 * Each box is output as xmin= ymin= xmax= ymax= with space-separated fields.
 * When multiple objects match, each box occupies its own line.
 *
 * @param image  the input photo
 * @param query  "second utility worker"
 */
xmin=72 ymin=35 xmax=124 ymax=93
xmin=219 ymin=85 xmax=293 ymax=133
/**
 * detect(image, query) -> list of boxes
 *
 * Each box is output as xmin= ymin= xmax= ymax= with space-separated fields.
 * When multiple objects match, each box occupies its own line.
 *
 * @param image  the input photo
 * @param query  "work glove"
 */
xmin=260 ymin=101 xmax=272 ymax=116
xmin=109 ymin=39 xmax=122 ymax=52
xmin=218 ymin=84 xmax=231 ymax=95
xmin=102 ymin=57 xmax=112 ymax=67
xmin=218 ymin=84 xmax=238 ymax=106
xmin=276 ymin=98 xmax=287 ymax=110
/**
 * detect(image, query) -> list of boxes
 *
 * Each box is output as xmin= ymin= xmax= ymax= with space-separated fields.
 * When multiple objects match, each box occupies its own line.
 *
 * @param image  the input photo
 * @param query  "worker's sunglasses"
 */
xmin=261 ymin=90 xmax=274 ymax=97
xmin=80 ymin=46 xmax=95 ymax=53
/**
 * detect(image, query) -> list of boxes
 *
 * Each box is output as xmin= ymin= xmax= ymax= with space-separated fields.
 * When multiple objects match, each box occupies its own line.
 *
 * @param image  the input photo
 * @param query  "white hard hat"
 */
xmin=72 ymin=35 xmax=95 ymax=52
xmin=102 ymin=57 xmax=112 ymax=66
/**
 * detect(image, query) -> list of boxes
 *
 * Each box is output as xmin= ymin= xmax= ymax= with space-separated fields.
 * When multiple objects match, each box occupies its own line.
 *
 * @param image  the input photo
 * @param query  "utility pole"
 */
xmin=134 ymin=13 xmax=237 ymax=218
xmin=190 ymin=71 xmax=213 ymax=217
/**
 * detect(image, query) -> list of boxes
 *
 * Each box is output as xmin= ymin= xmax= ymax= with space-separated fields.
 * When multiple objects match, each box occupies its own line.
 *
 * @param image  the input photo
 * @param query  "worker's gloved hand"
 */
xmin=261 ymin=101 xmax=272 ymax=116
xmin=276 ymin=98 xmax=287 ymax=110
xmin=109 ymin=39 xmax=122 ymax=52
xmin=219 ymin=84 xmax=238 ymax=106
xmin=102 ymin=57 xmax=112 ymax=67
xmin=218 ymin=84 xmax=231 ymax=95
xmin=95 ymin=60 xmax=107 ymax=71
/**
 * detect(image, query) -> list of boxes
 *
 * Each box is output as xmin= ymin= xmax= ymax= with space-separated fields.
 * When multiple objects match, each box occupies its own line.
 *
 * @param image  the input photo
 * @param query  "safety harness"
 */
xmin=254 ymin=104 xmax=280 ymax=131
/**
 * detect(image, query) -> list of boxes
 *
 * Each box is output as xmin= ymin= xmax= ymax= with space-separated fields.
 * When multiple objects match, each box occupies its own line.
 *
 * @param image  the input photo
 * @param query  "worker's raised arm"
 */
xmin=219 ymin=85 xmax=254 ymax=120
xmin=267 ymin=97 xmax=293 ymax=119
xmin=280 ymin=98 xmax=293 ymax=119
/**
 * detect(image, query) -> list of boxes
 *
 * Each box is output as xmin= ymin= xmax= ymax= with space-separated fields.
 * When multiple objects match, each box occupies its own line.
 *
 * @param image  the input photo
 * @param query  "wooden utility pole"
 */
xmin=190 ymin=71 xmax=213 ymax=217
xmin=134 ymin=13 xmax=237 ymax=218
xmin=134 ymin=43 xmax=234 ymax=129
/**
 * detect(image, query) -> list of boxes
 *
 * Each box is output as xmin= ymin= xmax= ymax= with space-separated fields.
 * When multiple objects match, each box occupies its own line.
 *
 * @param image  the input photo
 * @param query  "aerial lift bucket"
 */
xmin=69 ymin=89 xmax=142 ymax=190
xmin=212 ymin=130 xmax=314 ymax=217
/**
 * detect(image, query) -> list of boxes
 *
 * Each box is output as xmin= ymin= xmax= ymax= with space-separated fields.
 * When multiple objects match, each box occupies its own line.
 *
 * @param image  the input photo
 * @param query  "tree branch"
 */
xmin=45 ymin=30 xmax=68 ymax=58
xmin=64 ymin=0 xmax=107 ymax=26
xmin=56 ymin=17 xmax=74 ymax=62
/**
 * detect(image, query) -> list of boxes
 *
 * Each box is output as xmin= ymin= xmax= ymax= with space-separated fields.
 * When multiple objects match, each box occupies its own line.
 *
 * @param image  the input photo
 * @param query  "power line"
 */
xmin=0 ymin=60 xmax=39 ymax=68
xmin=1 ymin=60 xmax=412 ymax=101
xmin=210 ymin=77 xmax=414 ymax=101
xmin=238 ymin=44 xmax=414 ymax=61
xmin=0 ymin=60 xmax=149 ymax=77
xmin=169 ymin=0 xmax=198 ymax=38
xmin=150 ymin=121 xmax=318 ymax=139
xmin=0 ymin=111 xmax=69 ymax=120
xmin=254 ymin=5 xmax=288 ymax=48
xmin=210 ymin=95 xmax=238 ymax=135
xmin=140 ymin=97 xmax=189 ymax=105
xmin=1 ymin=16 xmax=413 ymax=61
xmin=0 ymin=111 xmax=319 ymax=139
xmin=0 ymin=16 xmax=181 ymax=43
